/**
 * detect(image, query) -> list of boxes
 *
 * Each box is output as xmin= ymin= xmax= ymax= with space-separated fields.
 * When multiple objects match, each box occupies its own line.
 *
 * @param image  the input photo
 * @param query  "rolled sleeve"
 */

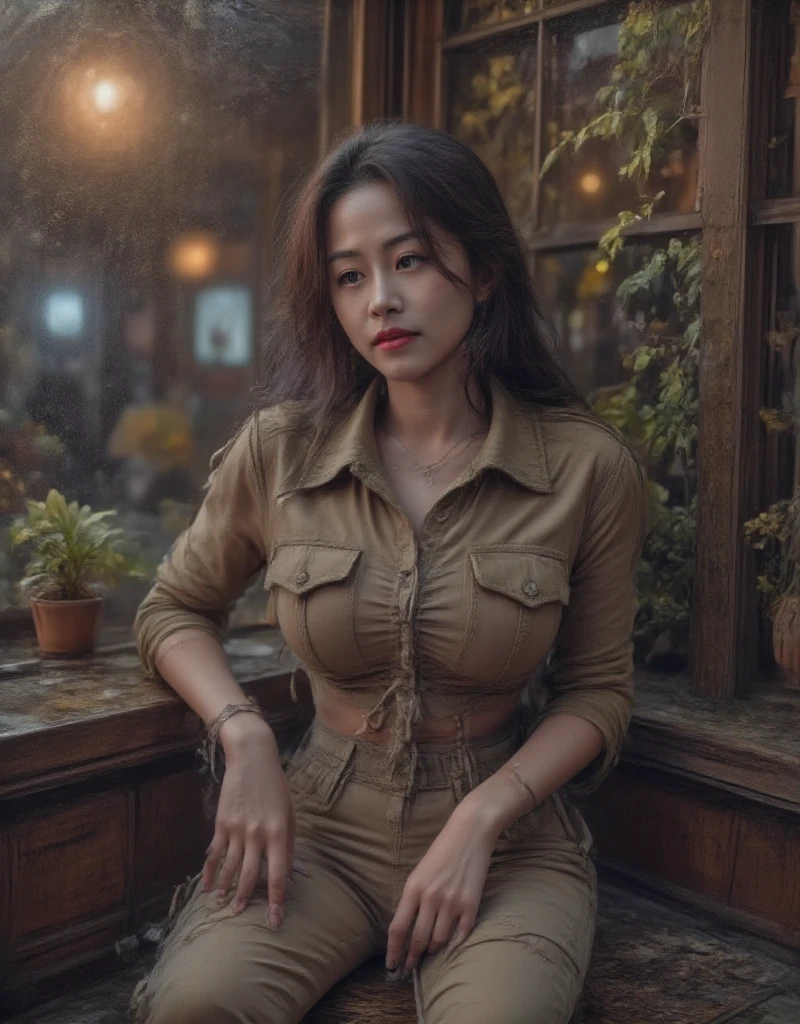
xmin=541 ymin=442 xmax=646 ymax=795
xmin=134 ymin=414 xmax=268 ymax=682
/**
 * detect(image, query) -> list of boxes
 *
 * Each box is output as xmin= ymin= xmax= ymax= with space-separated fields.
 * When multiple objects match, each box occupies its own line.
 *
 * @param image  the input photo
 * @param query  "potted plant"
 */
xmin=745 ymin=490 xmax=800 ymax=687
xmin=10 ymin=489 xmax=142 ymax=657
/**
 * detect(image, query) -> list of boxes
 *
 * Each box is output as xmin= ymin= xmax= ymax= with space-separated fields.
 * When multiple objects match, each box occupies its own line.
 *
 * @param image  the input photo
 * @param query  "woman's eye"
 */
xmin=338 ymin=270 xmax=362 ymax=285
xmin=397 ymin=254 xmax=425 ymax=270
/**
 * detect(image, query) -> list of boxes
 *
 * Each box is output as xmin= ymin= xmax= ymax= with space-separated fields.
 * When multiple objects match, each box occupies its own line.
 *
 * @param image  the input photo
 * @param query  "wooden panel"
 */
xmin=9 ymin=791 xmax=128 ymax=941
xmin=691 ymin=0 xmax=759 ymax=696
xmin=729 ymin=812 xmax=800 ymax=932
xmin=135 ymin=770 xmax=211 ymax=907
xmin=404 ymin=0 xmax=444 ymax=126
xmin=584 ymin=771 xmax=737 ymax=902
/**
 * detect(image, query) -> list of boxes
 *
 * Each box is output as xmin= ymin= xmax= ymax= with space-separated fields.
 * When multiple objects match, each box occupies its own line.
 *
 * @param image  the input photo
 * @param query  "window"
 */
xmin=0 ymin=1 xmax=355 ymax=645
xmin=443 ymin=0 xmax=705 ymax=678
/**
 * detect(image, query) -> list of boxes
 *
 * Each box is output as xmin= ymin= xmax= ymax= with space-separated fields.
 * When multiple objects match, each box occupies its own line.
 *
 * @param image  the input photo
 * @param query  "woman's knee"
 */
xmin=144 ymin=966 xmax=292 ymax=1024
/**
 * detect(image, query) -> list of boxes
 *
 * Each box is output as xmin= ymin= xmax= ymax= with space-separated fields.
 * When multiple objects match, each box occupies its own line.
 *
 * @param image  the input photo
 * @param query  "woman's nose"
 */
xmin=368 ymin=277 xmax=403 ymax=318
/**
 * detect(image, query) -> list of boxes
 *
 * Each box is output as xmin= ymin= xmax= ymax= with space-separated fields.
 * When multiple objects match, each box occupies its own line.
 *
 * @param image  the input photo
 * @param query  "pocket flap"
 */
xmin=266 ymin=543 xmax=361 ymax=596
xmin=469 ymin=547 xmax=569 ymax=609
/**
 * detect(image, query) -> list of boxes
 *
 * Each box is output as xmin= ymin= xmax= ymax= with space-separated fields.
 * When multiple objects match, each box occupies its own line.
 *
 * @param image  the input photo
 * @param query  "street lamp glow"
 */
xmin=93 ymin=80 xmax=123 ymax=114
xmin=580 ymin=172 xmax=602 ymax=195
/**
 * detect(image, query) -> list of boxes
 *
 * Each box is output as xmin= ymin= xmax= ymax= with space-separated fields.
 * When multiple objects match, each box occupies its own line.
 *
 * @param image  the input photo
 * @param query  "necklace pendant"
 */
xmin=424 ymin=471 xmax=434 ymax=488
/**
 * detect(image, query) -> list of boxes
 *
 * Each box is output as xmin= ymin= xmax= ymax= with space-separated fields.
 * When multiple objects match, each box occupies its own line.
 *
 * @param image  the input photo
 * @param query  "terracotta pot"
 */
xmin=773 ymin=595 xmax=800 ymax=689
xmin=29 ymin=596 xmax=103 ymax=657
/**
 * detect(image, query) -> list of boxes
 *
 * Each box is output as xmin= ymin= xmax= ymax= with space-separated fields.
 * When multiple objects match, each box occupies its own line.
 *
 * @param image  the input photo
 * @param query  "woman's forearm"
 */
xmin=457 ymin=713 xmax=604 ymax=837
xmin=154 ymin=629 xmax=276 ymax=752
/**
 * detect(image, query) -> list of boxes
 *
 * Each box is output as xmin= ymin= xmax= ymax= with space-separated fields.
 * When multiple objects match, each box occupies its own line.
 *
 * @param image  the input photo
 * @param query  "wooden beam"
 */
xmin=751 ymin=195 xmax=800 ymax=225
xmin=351 ymin=0 xmax=407 ymax=127
xmin=527 ymin=210 xmax=702 ymax=252
xmin=404 ymin=0 xmax=444 ymax=126
xmin=691 ymin=0 xmax=759 ymax=698
xmin=441 ymin=0 xmax=624 ymax=53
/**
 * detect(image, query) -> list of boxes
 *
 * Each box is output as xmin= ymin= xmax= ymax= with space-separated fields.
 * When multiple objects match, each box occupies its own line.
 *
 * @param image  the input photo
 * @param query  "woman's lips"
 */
xmin=375 ymin=333 xmax=418 ymax=351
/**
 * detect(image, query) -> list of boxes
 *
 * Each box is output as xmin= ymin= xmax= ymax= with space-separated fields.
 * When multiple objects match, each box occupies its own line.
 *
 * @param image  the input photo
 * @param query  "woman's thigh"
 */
xmin=418 ymin=842 xmax=596 ymax=1024
xmin=130 ymin=848 xmax=381 ymax=1024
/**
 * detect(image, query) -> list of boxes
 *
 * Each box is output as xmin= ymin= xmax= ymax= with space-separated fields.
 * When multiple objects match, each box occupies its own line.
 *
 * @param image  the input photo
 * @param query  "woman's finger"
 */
xmin=386 ymin=889 xmax=419 ymax=970
xmin=265 ymin=831 xmax=288 ymax=930
xmin=201 ymin=834 xmax=227 ymax=894
xmin=404 ymin=902 xmax=437 ymax=971
xmin=215 ymin=836 xmax=244 ymax=904
xmin=428 ymin=907 xmax=458 ymax=955
xmin=451 ymin=905 xmax=478 ymax=950
xmin=230 ymin=840 xmax=264 ymax=914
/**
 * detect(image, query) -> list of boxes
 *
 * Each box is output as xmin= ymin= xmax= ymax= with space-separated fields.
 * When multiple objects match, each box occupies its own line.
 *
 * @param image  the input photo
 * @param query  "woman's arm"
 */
xmin=134 ymin=417 xmax=293 ymax=929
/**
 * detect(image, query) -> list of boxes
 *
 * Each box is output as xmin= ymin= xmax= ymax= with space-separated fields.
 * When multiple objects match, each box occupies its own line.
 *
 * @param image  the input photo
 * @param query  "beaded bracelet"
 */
xmin=200 ymin=698 xmax=263 ymax=784
xmin=501 ymin=762 xmax=538 ymax=814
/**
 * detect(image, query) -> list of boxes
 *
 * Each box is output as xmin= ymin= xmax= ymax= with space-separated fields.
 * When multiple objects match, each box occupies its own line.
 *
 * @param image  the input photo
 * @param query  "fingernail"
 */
xmin=216 ymin=891 xmax=226 ymax=905
xmin=268 ymin=904 xmax=283 ymax=930
xmin=385 ymin=961 xmax=397 ymax=972
xmin=230 ymin=899 xmax=243 ymax=914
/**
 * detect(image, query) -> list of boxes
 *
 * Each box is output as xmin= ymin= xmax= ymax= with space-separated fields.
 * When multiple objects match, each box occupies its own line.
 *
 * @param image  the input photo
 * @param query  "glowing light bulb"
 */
xmin=93 ymin=80 xmax=122 ymax=113
xmin=595 ymin=259 xmax=610 ymax=274
xmin=168 ymin=233 xmax=219 ymax=280
xmin=580 ymin=172 xmax=602 ymax=195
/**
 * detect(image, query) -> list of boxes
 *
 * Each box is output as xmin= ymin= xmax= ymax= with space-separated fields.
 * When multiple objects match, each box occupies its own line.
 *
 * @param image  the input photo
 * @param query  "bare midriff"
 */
xmin=313 ymin=689 xmax=522 ymax=746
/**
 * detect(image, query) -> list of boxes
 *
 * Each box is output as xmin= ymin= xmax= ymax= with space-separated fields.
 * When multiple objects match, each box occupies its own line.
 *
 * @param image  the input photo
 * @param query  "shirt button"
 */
xmin=295 ymin=570 xmax=309 ymax=585
xmin=522 ymin=580 xmax=538 ymax=598
xmin=434 ymin=509 xmax=449 ymax=523
xmin=398 ymin=568 xmax=412 ymax=578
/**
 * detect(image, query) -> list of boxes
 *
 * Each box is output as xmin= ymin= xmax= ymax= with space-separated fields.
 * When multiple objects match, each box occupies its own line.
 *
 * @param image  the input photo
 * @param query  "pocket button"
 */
xmin=295 ymin=570 xmax=310 ymax=585
xmin=522 ymin=580 xmax=538 ymax=597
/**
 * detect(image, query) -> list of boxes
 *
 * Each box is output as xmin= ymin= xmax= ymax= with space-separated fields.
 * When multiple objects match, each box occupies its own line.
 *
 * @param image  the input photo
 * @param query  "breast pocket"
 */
xmin=458 ymin=545 xmax=570 ymax=684
xmin=265 ymin=542 xmax=363 ymax=675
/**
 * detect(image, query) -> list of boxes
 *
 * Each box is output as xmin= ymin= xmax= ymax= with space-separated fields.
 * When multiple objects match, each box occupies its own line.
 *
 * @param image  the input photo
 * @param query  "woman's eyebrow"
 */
xmin=327 ymin=231 xmax=422 ymax=264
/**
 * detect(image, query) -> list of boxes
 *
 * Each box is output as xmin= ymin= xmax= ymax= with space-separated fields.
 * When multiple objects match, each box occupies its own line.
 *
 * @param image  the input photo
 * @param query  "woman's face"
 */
xmin=327 ymin=182 xmax=487 ymax=384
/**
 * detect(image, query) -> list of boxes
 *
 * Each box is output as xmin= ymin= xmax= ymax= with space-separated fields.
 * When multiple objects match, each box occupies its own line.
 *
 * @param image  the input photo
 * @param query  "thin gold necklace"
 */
xmin=382 ymin=426 xmax=486 ymax=488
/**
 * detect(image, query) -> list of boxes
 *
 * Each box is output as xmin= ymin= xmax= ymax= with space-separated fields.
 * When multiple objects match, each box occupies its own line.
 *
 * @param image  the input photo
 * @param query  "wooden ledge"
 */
xmin=0 ymin=629 xmax=310 ymax=803
xmin=628 ymin=671 xmax=800 ymax=808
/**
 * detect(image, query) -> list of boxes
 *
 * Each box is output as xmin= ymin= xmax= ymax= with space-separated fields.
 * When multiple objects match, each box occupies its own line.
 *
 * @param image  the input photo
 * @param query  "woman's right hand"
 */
xmin=201 ymin=714 xmax=295 ymax=930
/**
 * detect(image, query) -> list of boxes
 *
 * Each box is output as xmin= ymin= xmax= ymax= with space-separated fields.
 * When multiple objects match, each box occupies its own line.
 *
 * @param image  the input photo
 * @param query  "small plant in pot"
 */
xmin=745 ymin=490 xmax=800 ymax=687
xmin=10 ymin=489 xmax=143 ymax=657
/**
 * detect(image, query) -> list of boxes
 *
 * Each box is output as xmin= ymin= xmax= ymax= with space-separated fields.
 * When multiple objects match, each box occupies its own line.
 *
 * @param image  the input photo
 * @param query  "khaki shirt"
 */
xmin=135 ymin=377 xmax=646 ymax=793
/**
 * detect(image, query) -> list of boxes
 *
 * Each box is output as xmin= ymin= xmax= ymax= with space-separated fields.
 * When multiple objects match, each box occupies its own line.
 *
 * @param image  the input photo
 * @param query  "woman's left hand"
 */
xmin=385 ymin=799 xmax=499 ymax=974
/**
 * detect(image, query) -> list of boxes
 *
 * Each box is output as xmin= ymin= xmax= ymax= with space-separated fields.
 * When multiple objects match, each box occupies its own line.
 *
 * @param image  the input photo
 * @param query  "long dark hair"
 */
xmin=256 ymin=120 xmax=584 ymax=425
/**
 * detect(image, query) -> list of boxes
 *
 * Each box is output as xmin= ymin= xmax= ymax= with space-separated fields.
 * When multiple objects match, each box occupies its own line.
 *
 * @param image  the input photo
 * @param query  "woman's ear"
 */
xmin=476 ymin=266 xmax=498 ymax=304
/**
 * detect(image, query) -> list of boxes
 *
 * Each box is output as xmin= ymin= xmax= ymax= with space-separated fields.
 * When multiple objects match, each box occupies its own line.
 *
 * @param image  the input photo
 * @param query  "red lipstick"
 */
xmin=373 ymin=328 xmax=419 ymax=351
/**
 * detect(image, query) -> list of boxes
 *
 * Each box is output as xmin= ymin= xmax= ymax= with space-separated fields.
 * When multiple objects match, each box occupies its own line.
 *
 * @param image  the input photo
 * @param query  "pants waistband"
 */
xmin=298 ymin=715 xmax=527 ymax=792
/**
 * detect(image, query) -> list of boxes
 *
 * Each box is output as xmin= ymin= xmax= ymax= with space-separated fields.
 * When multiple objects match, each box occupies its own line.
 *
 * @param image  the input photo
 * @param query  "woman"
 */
xmin=131 ymin=121 xmax=645 ymax=1024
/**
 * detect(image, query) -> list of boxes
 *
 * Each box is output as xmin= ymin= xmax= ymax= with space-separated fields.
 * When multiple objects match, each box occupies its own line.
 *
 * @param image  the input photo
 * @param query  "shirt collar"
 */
xmin=296 ymin=376 xmax=553 ymax=495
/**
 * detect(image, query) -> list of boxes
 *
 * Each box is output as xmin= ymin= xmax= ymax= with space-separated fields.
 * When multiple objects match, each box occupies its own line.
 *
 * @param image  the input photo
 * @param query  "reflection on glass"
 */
xmin=0 ymin=1 xmax=350 ymax=638
xmin=762 ymin=226 xmax=800 ymax=499
xmin=447 ymin=39 xmax=537 ymax=226
xmin=540 ymin=4 xmax=701 ymax=227
xmin=536 ymin=245 xmax=649 ymax=399
xmin=765 ymin=3 xmax=800 ymax=198
xmin=449 ymin=1 xmax=536 ymax=34
xmin=194 ymin=288 xmax=253 ymax=368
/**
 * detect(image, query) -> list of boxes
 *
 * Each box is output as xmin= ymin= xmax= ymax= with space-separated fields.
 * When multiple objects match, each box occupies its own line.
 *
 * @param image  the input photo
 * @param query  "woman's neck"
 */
xmin=381 ymin=371 xmax=487 ymax=453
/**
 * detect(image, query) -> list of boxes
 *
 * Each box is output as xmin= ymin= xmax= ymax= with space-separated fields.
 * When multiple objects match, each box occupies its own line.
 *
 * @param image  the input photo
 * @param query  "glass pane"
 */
xmin=0 ymin=2 xmax=352 ymax=646
xmin=747 ymin=226 xmax=800 ymax=681
xmin=540 ymin=3 xmax=702 ymax=228
xmin=764 ymin=2 xmax=800 ymax=198
xmin=448 ymin=1 xmax=536 ymax=34
xmin=762 ymin=226 xmax=800 ymax=499
xmin=537 ymin=234 xmax=701 ymax=673
xmin=536 ymin=244 xmax=651 ymax=400
xmin=446 ymin=37 xmax=538 ymax=227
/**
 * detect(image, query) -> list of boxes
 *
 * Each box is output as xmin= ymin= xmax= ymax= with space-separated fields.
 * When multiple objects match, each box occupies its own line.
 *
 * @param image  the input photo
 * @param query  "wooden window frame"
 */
xmin=398 ymin=0 xmax=770 ymax=699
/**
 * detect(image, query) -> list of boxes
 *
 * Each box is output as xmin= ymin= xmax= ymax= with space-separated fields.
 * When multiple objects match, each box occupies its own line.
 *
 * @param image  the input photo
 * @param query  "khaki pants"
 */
xmin=131 ymin=719 xmax=596 ymax=1024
